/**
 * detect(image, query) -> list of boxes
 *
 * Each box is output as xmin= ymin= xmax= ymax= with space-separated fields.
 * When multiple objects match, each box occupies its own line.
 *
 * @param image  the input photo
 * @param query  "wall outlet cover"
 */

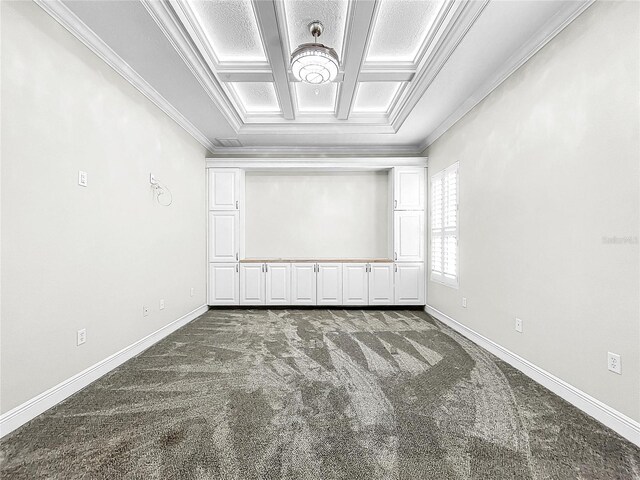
xmin=462 ymin=297 xmax=467 ymax=308
xmin=190 ymin=287 xmax=195 ymax=297
xmin=77 ymin=328 xmax=86 ymax=346
xmin=607 ymin=352 xmax=621 ymax=374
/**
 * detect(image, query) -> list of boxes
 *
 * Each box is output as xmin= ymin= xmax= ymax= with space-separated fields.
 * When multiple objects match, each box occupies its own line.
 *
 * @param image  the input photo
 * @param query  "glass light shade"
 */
xmin=291 ymin=43 xmax=339 ymax=85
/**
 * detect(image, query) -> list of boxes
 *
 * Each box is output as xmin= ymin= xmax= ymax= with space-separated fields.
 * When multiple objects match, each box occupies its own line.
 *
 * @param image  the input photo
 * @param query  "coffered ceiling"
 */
xmin=39 ymin=0 xmax=593 ymax=155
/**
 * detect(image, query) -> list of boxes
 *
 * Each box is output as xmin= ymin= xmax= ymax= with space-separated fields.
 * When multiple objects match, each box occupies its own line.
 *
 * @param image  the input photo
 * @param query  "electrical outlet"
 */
xmin=160 ymin=299 xmax=165 ymax=310
xmin=462 ymin=297 xmax=467 ymax=308
xmin=515 ymin=317 xmax=523 ymax=333
xmin=78 ymin=170 xmax=88 ymax=187
xmin=608 ymin=352 xmax=621 ymax=374
xmin=190 ymin=287 xmax=194 ymax=297
xmin=143 ymin=305 xmax=149 ymax=317
xmin=77 ymin=328 xmax=86 ymax=346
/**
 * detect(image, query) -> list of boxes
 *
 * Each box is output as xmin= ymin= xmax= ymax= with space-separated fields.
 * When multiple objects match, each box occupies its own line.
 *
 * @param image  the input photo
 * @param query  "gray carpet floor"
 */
xmin=1 ymin=309 xmax=639 ymax=479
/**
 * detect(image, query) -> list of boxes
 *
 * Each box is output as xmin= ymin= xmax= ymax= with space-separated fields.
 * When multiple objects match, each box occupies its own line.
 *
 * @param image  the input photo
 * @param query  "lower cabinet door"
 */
xmin=291 ymin=263 xmax=317 ymax=305
xmin=342 ymin=263 xmax=369 ymax=306
xmin=208 ymin=263 xmax=239 ymax=306
xmin=369 ymin=263 xmax=394 ymax=305
xmin=394 ymin=263 xmax=425 ymax=305
xmin=317 ymin=263 xmax=343 ymax=305
xmin=240 ymin=263 xmax=265 ymax=305
xmin=265 ymin=263 xmax=290 ymax=305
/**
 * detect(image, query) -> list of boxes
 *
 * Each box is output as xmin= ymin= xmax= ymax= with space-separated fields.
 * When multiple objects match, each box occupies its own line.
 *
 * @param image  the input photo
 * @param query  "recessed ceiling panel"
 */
xmin=283 ymin=0 xmax=349 ymax=58
xmin=352 ymin=82 xmax=403 ymax=113
xmin=229 ymin=83 xmax=281 ymax=113
xmin=366 ymin=0 xmax=445 ymax=63
xmin=295 ymin=83 xmax=337 ymax=113
xmin=190 ymin=0 xmax=267 ymax=62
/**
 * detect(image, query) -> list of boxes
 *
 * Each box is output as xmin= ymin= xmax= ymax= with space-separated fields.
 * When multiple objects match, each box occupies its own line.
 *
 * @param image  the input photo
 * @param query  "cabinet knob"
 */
xmin=394 ymin=199 xmax=397 ymax=209
xmin=236 ymin=200 xmax=239 ymax=209
xmin=236 ymin=253 xmax=239 ymax=261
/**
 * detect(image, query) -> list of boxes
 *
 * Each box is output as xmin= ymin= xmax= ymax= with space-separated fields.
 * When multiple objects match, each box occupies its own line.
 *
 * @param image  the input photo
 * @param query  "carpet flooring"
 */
xmin=1 ymin=309 xmax=638 ymax=479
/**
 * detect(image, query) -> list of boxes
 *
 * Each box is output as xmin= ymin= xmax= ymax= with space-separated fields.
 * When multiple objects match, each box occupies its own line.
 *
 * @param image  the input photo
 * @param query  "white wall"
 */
xmin=245 ymin=171 xmax=389 ymax=258
xmin=426 ymin=1 xmax=639 ymax=421
xmin=1 ymin=2 xmax=207 ymax=413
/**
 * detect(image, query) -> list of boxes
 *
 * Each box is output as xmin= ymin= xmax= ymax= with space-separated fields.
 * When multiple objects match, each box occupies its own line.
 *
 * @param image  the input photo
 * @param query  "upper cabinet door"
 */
xmin=291 ymin=263 xmax=317 ymax=305
xmin=209 ymin=211 xmax=239 ymax=262
xmin=240 ymin=263 xmax=265 ymax=305
xmin=208 ymin=263 xmax=239 ymax=306
xmin=317 ymin=263 xmax=343 ymax=306
xmin=369 ymin=263 xmax=394 ymax=305
xmin=208 ymin=168 xmax=240 ymax=211
xmin=394 ymin=211 xmax=424 ymax=262
xmin=265 ymin=263 xmax=291 ymax=305
xmin=394 ymin=263 xmax=425 ymax=305
xmin=342 ymin=263 xmax=368 ymax=306
xmin=394 ymin=167 xmax=425 ymax=211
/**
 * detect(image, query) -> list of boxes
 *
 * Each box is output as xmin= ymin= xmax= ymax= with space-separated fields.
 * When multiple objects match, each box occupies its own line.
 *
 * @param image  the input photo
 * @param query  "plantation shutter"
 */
xmin=431 ymin=163 xmax=458 ymax=287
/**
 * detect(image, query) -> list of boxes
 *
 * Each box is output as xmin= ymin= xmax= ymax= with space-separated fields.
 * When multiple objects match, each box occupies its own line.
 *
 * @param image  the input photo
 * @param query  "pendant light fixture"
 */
xmin=290 ymin=21 xmax=339 ymax=85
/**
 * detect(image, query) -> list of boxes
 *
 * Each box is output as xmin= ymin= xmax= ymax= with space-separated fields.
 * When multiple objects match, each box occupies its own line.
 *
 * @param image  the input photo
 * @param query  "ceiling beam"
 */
xmin=358 ymin=71 xmax=415 ymax=82
xmin=217 ymin=71 xmax=274 ymax=83
xmin=252 ymin=0 xmax=295 ymax=120
xmin=336 ymin=0 xmax=378 ymax=120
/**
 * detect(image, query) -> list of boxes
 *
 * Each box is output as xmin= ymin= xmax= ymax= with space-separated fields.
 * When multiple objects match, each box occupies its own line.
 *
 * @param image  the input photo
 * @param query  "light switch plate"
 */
xmin=78 ymin=170 xmax=88 ymax=187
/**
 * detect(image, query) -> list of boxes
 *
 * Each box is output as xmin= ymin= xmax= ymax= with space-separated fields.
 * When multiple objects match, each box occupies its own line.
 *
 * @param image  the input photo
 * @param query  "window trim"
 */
xmin=430 ymin=162 xmax=459 ymax=289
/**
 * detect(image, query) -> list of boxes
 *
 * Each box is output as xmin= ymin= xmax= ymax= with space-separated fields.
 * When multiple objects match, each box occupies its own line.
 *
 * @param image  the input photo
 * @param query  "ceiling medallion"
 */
xmin=291 ymin=21 xmax=339 ymax=85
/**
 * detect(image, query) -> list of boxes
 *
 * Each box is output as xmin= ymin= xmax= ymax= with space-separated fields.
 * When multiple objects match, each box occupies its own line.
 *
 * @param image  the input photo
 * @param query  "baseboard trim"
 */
xmin=425 ymin=305 xmax=640 ymax=447
xmin=0 ymin=304 xmax=209 ymax=438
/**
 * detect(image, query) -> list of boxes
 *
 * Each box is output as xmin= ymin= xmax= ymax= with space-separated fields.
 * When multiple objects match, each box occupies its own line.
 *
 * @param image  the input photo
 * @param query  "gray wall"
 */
xmin=1 ymin=2 xmax=207 ymax=412
xmin=245 ymin=171 xmax=389 ymax=259
xmin=426 ymin=1 xmax=639 ymax=421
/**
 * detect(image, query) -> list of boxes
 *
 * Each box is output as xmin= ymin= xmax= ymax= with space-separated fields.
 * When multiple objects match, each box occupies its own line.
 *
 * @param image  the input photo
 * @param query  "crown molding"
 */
xmin=142 ymin=0 xmax=243 ymax=132
xmin=208 ymin=144 xmax=425 ymax=157
xmin=34 ymin=0 xmax=218 ymax=153
xmin=389 ymin=0 xmax=489 ymax=133
xmin=205 ymin=156 xmax=427 ymax=169
xmin=418 ymin=0 xmax=595 ymax=151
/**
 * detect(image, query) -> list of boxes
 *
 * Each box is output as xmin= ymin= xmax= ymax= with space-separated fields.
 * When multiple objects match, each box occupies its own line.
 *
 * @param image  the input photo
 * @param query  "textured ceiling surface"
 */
xmin=366 ymin=0 xmax=445 ymax=63
xmin=190 ymin=0 xmax=267 ymax=62
xmin=57 ymin=0 xmax=593 ymax=153
xmin=353 ymin=82 xmax=404 ymax=114
xmin=282 ymin=0 xmax=350 ymax=59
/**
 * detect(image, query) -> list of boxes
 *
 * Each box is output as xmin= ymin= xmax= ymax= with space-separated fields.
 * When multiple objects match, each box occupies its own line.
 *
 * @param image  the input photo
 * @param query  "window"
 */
xmin=431 ymin=163 xmax=458 ymax=287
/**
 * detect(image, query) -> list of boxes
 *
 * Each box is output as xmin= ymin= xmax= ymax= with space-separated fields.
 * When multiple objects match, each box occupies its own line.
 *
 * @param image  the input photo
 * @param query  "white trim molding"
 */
xmin=0 ymin=305 xmax=209 ymax=439
xmin=419 ymin=0 xmax=595 ymax=151
xmin=34 ymin=0 xmax=218 ymax=153
xmin=205 ymin=156 xmax=427 ymax=170
xmin=425 ymin=305 xmax=640 ymax=447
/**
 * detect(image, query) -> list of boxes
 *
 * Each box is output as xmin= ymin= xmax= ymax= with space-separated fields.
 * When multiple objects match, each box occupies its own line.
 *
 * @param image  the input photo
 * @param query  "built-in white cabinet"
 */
xmin=240 ymin=263 xmax=265 ymax=305
xmin=394 ymin=263 xmax=425 ymax=305
xmin=207 ymin=164 xmax=427 ymax=308
xmin=393 ymin=167 xmax=425 ymax=211
xmin=317 ymin=263 xmax=343 ymax=305
xmin=208 ymin=263 xmax=239 ymax=305
xmin=208 ymin=211 xmax=239 ymax=262
xmin=369 ymin=263 xmax=394 ymax=305
xmin=342 ymin=263 xmax=369 ymax=306
xmin=208 ymin=168 xmax=240 ymax=211
xmin=291 ymin=263 xmax=317 ymax=305
xmin=394 ymin=210 xmax=424 ymax=262
xmin=265 ymin=263 xmax=290 ymax=305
